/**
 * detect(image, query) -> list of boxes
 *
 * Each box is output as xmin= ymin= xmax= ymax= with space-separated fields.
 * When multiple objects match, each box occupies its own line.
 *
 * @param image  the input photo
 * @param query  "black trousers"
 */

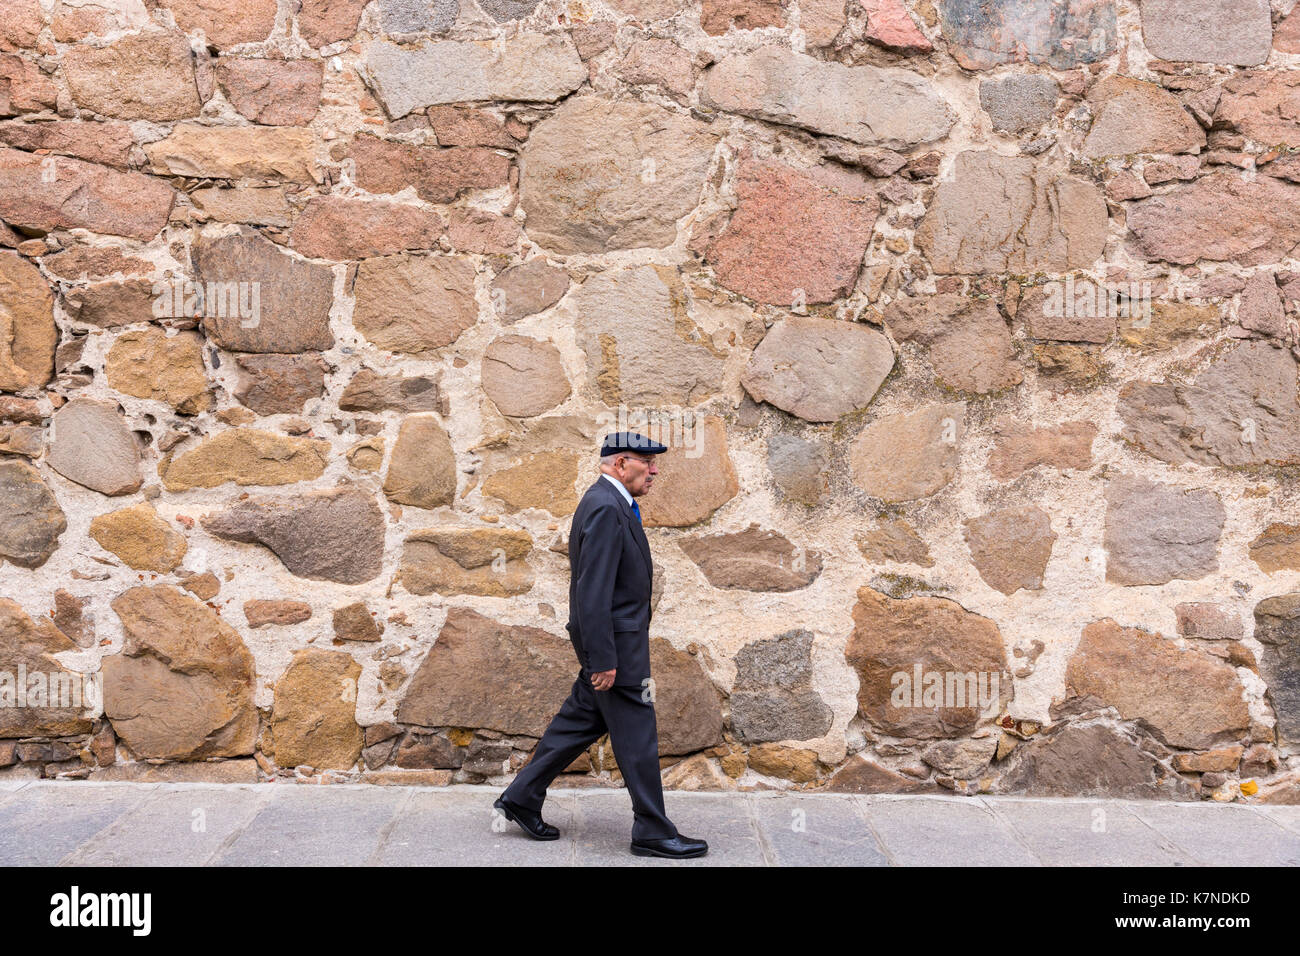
xmin=501 ymin=672 xmax=677 ymax=842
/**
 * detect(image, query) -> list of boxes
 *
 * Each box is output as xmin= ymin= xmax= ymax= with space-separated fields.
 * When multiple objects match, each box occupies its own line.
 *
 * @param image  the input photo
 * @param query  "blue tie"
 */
xmin=631 ymin=500 xmax=641 ymax=523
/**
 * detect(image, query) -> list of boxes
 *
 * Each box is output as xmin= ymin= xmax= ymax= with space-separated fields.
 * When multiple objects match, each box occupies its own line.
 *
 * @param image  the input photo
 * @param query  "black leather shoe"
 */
xmin=493 ymin=796 xmax=560 ymax=841
xmin=630 ymin=833 xmax=708 ymax=859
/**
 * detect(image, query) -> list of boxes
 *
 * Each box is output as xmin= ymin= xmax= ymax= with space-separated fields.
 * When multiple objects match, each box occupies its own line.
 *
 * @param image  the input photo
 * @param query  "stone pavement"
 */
xmin=2 ymin=778 xmax=1298 ymax=866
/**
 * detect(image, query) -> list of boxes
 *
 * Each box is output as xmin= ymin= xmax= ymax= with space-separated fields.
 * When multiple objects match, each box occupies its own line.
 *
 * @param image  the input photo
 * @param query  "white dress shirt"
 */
xmin=601 ymin=472 xmax=634 ymax=507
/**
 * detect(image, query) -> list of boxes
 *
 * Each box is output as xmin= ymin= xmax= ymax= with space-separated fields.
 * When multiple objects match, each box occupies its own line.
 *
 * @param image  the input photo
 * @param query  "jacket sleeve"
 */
xmin=575 ymin=501 xmax=622 ymax=673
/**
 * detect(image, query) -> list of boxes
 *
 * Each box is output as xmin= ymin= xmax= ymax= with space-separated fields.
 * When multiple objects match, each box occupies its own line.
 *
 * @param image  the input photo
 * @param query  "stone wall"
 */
xmin=1 ymin=0 xmax=1299 ymax=804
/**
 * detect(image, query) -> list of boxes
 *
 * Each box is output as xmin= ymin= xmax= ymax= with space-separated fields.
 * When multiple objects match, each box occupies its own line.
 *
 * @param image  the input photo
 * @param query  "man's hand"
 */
xmin=591 ymin=668 xmax=616 ymax=691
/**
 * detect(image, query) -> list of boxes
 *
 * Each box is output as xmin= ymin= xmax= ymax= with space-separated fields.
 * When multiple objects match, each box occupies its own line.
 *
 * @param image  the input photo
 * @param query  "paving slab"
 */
xmin=749 ymin=793 xmax=889 ymax=866
xmin=1252 ymin=804 xmax=1300 ymax=837
xmin=982 ymin=798 xmax=1193 ymax=866
xmin=571 ymin=790 xmax=765 ymax=866
xmin=210 ymin=784 xmax=404 ymax=867
xmin=1126 ymin=803 xmax=1300 ymax=867
xmin=375 ymin=789 xmax=577 ymax=866
xmin=63 ymin=785 xmax=271 ymax=866
xmin=1 ymin=783 xmax=1296 ymax=867
xmin=0 ymin=782 xmax=154 ymax=866
xmin=861 ymin=795 xmax=1041 ymax=866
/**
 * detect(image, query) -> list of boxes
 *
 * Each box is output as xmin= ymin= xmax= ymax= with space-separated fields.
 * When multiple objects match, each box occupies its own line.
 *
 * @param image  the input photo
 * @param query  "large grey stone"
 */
xmin=0 ymin=459 xmax=64 ymax=568
xmin=1140 ymin=0 xmax=1271 ymax=66
xmin=1253 ymin=594 xmax=1300 ymax=744
xmin=1118 ymin=342 xmax=1300 ymax=467
xmin=363 ymin=35 xmax=586 ymax=118
xmin=996 ymin=723 xmax=1195 ymax=799
xmin=916 ymin=151 xmax=1107 ymax=275
xmin=201 ymin=487 xmax=387 ymax=584
xmin=741 ymin=316 xmax=893 ymax=422
xmin=1104 ymin=475 xmax=1223 ymax=585
xmin=519 ymin=96 xmax=719 ymax=254
xmin=700 ymin=46 xmax=954 ymax=149
xmin=378 ymin=0 xmax=459 ymax=32
xmin=730 ymin=629 xmax=833 ymax=743
xmin=477 ymin=0 xmax=542 ymax=20
xmin=979 ymin=74 xmax=1058 ymax=135
xmin=767 ymin=433 xmax=830 ymax=505
xmin=938 ymin=0 xmax=1117 ymax=70
xmin=569 ymin=265 xmax=725 ymax=406
xmin=46 ymin=398 xmax=141 ymax=496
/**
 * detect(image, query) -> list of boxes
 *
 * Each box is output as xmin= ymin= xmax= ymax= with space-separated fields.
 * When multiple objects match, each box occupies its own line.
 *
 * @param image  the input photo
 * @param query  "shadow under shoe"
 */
xmin=493 ymin=795 xmax=560 ymax=841
xmin=629 ymin=833 xmax=708 ymax=859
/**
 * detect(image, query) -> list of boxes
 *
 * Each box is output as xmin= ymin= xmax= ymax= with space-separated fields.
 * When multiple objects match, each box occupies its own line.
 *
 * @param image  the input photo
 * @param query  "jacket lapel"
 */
xmin=630 ymin=507 xmax=653 ymax=584
xmin=596 ymin=477 xmax=653 ymax=584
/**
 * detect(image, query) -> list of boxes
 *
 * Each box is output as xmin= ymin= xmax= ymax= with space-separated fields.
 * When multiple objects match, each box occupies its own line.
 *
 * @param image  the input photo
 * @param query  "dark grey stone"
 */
xmin=730 ymin=630 xmax=833 ymax=743
xmin=979 ymin=74 xmax=1058 ymax=135
xmin=476 ymin=0 xmax=543 ymax=21
xmin=938 ymin=0 xmax=1117 ymax=70
xmin=767 ymin=433 xmax=829 ymax=505
xmin=1253 ymin=593 xmax=1300 ymax=744
xmin=379 ymin=0 xmax=458 ymax=32
xmin=995 ymin=723 xmax=1196 ymax=800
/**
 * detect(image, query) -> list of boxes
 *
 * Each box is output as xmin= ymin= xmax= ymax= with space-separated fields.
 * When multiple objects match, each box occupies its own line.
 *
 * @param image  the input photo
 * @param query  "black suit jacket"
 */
xmin=565 ymin=476 xmax=654 ymax=687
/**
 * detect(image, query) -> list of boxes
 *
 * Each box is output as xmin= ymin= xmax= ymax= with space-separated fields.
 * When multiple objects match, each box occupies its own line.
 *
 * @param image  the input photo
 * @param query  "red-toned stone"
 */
xmin=291 ymin=195 xmax=445 ymax=260
xmin=0 ymin=53 xmax=57 ymax=115
xmin=0 ymin=148 xmax=175 ymax=240
xmin=217 ymin=58 xmax=323 ymax=126
xmin=699 ymin=156 xmax=877 ymax=306
xmin=1060 ymin=619 xmax=1249 ymax=749
xmin=352 ymin=134 xmax=511 ymax=204
xmin=160 ymin=0 xmax=277 ymax=48
xmin=863 ymin=0 xmax=932 ymax=51
xmin=446 ymin=208 xmax=520 ymax=256
xmin=61 ymin=30 xmax=200 ymax=121
xmin=298 ymin=0 xmax=369 ymax=46
xmin=1128 ymin=171 xmax=1300 ymax=266
xmin=0 ymin=119 xmax=134 ymax=168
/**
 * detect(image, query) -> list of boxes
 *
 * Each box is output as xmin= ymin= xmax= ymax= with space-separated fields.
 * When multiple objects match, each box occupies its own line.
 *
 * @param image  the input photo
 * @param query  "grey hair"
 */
xmin=599 ymin=453 xmax=620 ymax=466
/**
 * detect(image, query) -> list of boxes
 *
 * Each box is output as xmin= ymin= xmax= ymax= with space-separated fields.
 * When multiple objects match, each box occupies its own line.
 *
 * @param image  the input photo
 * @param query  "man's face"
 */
xmin=616 ymin=453 xmax=658 ymax=496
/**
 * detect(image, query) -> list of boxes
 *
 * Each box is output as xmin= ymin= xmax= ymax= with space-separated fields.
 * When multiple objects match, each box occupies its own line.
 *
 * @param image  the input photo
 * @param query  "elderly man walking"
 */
xmin=493 ymin=431 xmax=708 ymax=859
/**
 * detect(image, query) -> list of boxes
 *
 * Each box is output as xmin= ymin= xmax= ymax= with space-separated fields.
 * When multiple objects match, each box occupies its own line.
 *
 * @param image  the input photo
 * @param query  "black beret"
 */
xmin=600 ymin=431 xmax=667 ymax=456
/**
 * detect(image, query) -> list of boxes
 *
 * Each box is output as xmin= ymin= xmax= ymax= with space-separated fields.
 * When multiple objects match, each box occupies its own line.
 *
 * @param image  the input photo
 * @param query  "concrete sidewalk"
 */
xmin=2 ymin=778 xmax=1298 ymax=866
